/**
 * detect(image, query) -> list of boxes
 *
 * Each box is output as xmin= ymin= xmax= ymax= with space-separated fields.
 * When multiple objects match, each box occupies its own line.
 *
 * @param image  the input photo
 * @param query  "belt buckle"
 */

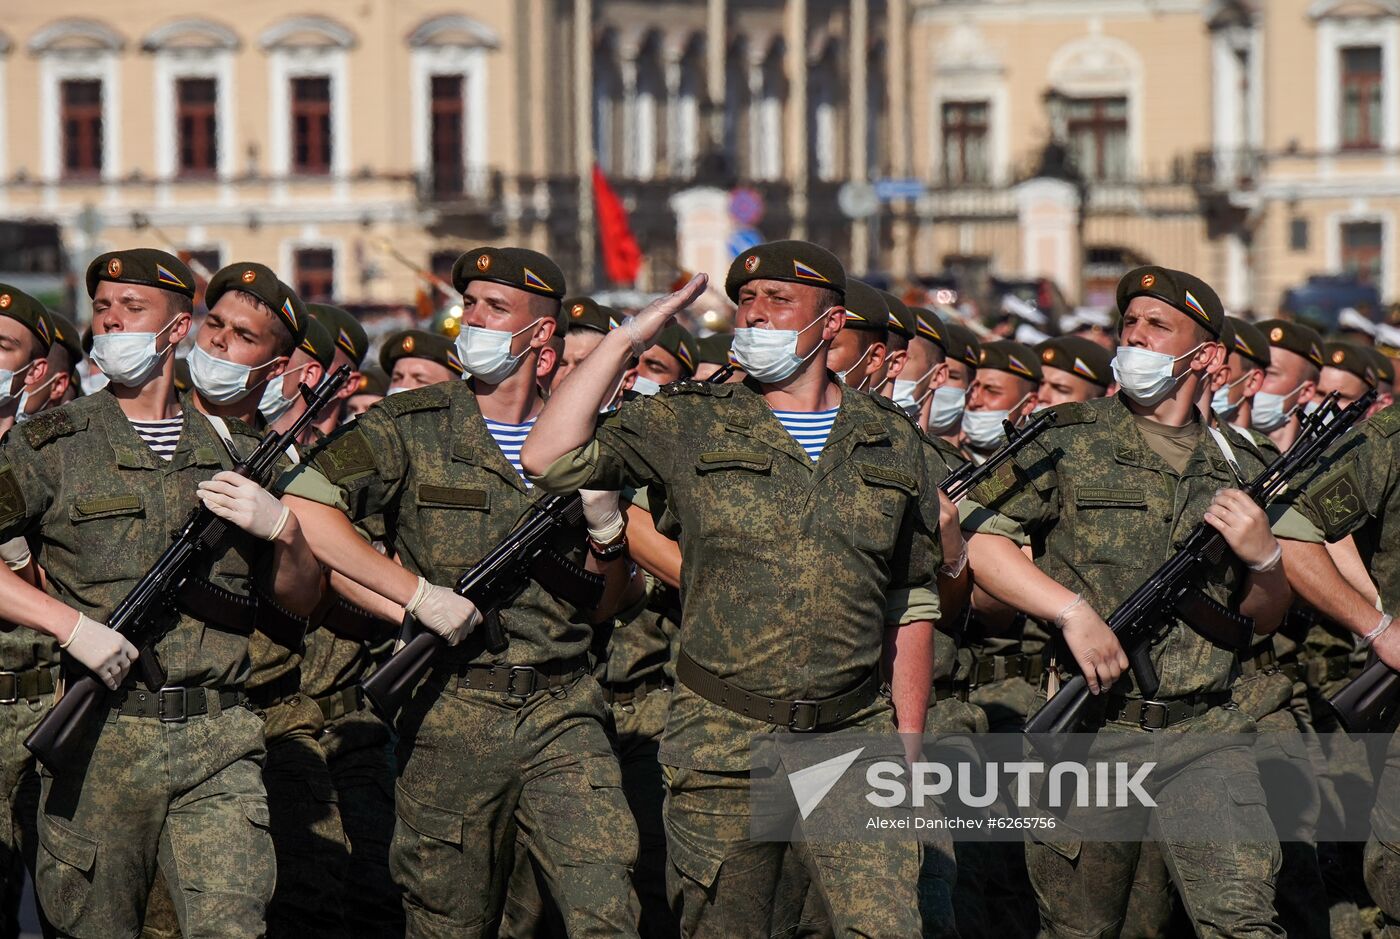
xmin=158 ymin=688 xmax=189 ymax=723
xmin=0 ymin=671 xmax=18 ymax=705
xmin=788 ymin=700 xmax=820 ymax=733
xmin=505 ymin=666 xmax=537 ymax=698
xmin=1137 ymin=700 xmax=1169 ymax=730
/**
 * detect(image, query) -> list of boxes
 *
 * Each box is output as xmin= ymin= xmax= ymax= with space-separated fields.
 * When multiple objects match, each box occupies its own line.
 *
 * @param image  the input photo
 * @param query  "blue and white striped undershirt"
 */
xmin=483 ymin=417 xmax=537 ymax=485
xmin=771 ymin=407 xmax=838 ymax=461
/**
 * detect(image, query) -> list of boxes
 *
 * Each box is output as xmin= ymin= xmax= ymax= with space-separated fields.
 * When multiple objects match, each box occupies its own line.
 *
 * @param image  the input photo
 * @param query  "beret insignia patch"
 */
xmin=155 ymin=263 xmax=188 ymax=290
xmin=336 ymin=327 xmax=355 ymax=354
xmin=1333 ymin=350 xmax=1346 ymax=364
xmin=241 ymin=269 xmax=257 ymax=284
xmin=108 ymin=258 xmax=123 ymax=278
xmin=1140 ymin=273 xmax=1155 ymax=288
xmin=571 ymin=304 xmax=585 ymax=318
xmin=1270 ymin=327 xmax=1284 ymax=342
xmin=0 ymin=295 xmax=9 ymax=310
xmin=744 ymin=255 xmax=760 ymax=273
xmin=1042 ymin=349 xmax=1055 ymax=363
xmin=1073 ymin=357 xmax=1097 ymax=379
xmin=792 ymin=260 xmax=830 ymax=283
xmin=1183 ymin=290 xmax=1207 ymax=320
xmin=402 ymin=335 xmax=415 ymax=353
xmin=1311 ymin=343 xmax=1322 ymax=363
xmin=522 ymin=267 xmax=550 ymax=292
xmin=281 ymin=298 xmax=298 ymax=329
xmin=476 ymin=254 xmax=491 ymax=272
xmin=446 ymin=348 xmax=464 ymax=373
xmin=1007 ymin=354 xmax=1032 ymax=378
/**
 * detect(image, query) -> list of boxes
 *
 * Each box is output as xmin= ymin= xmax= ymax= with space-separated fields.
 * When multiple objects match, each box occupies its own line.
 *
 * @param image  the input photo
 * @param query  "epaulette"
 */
xmin=1049 ymin=400 xmax=1099 ymax=426
xmin=1368 ymin=404 xmax=1400 ymax=438
xmin=867 ymin=391 xmax=916 ymax=423
xmin=380 ymin=384 xmax=451 ymax=417
xmin=661 ymin=377 xmax=731 ymax=396
xmin=20 ymin=407 xmax=81 ymax=450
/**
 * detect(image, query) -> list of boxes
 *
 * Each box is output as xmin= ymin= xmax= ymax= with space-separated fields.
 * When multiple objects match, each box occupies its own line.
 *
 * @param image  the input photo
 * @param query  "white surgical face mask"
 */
xmin=963 ymin=394 xmax=1030 ymax=451
xmin=456 ymin=318 xmax=542 ymax=385
xmin=89 ymin=314 xmax=181 ymax=387
xmin=385 ymin=385 xmax=409 ymax=396
xmin=731 ymin=310 xmax=832 ymax=384
xmin=837 ymin=344 xmax=874 ymax=390
xmin=1210 ymin=374 xmax=1251 ymax=420
xmin=892 ymin=364 xmax=938 ymax=413
xmin=14 ymin=370 xmax=59 ymax=423
xmin=1110 ymin=343 xmax=1205 ymax=407
xmin=1250 ymin=382 xmax=1306 ymax=433
xmin=258 ymin=363 xmax=311 ymax=422
xmin=0 ymin=361 xmax=34 ymax=409
xmin=629 ymin=375 xmax=662 ymax=397
xmin=927 ymin=386 xmax=967 ymax=434
xmin=189 ymin=344 xmax=278 ymax=405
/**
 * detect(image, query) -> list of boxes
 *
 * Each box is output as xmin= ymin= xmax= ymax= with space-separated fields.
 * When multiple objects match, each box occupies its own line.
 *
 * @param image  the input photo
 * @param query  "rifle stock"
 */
xmin=25 ymin=366 xmax=352 ymax=771
xmin=1328 ymin=653 xmax=1400 ymax=732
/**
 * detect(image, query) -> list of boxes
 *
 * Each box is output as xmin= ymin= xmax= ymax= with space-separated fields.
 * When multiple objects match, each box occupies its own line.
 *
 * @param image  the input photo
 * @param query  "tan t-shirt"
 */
xmin=1132 ymin=412 xmax=1202 ymax=475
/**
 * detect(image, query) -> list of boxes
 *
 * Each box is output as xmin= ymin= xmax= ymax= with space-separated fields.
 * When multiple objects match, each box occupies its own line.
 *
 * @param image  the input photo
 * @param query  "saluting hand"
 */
xmin=61 ymin=613 xmax=139 ymax=691
xmin=621 ymin=273 xmax=709 ymax=350
xmin=1203 ymin=489 xmax=1280 ymax=571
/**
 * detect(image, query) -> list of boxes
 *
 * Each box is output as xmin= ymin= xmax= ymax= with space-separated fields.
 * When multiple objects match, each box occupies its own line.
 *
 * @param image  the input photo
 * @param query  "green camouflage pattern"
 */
xmin=0 ymin=696 xmax=49 ymax=936
xmin=609 ymin=686 xmax=677 ymax=938
xmin=531 ymin=378 xmax=940 ymax=770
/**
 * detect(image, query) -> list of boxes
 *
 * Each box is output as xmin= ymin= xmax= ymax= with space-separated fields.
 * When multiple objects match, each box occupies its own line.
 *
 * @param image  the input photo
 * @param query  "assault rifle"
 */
xmin=26 ymin=366 xmax=353 ymax=770
xmin=1026 ymin=388 xmax=1376 ymax=737
xmin=1329 ymin=651 xmax=1399 ymax=733
xmin=940 ymin=409 xmax=1058 ymax=503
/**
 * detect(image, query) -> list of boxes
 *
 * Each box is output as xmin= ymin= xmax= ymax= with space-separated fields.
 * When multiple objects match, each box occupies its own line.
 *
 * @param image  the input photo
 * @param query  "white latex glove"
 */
xmin=1055 ymin=595 xmax=1128 ymax=696
xmin=405 ymin=576 xmax=482 ymax=646
xmin=619 ymin=274 xmax=708 ymax=352
xmin=0 ymin=536 xmax=31 ymax=572
xmin=580 ymin=489 xmax=625 ymax=543
xmin=197 ymin=471 xmax=292 ymax=541
xmin=61 ymin=613 xmax=139 ymax=691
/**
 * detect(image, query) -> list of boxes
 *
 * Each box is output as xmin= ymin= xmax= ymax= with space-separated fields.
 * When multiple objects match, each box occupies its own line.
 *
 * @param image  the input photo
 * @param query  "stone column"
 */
xmin=786 ymin=0 xmax=808 ymax=240
xmin=575 ymin=0 xmax=594 ymax=284
xmin=1014 ymin=177 xmax=1080 ymax=299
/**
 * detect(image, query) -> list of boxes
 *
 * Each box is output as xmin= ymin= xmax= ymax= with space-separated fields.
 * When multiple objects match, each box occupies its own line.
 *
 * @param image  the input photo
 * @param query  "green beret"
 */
xmin=842 ymin=280 xmax=888 ymax=334
xmin=698 ymin=332 xmax=735 ymax=367
xmin=654 ymin=322 xmax=699 ymax=376
xmin=725 ymin=240 xmax=846 ymax=302
xmin=909 ymin=307 xmax=949 ymax=352
xmin=86 ymin=248 xmax=195 ymax=300
xmin=206 ymin=262 xmax=308 ymax=345
xmin=0 ymin=284 xmax=54 ymax=350
xmin=47 ymin=311 xmax=83 ymax=363
xmin=562 ymin=296 xmax=619 ymax=335
xmin=1117 ymin=265 xmax=1224 ymax=337
xmin=878 ymin=290 xmax=916 ymax=341
xmin=452 ymin=246 xmax=566 ymax=301
xmin=1323 ymin=341 xmax=1379 ymax=387
xmin=173 ymin=356 xmax=192 ymax=394
xmin=379 ymin=329 xmax=464 ymax=377
xmin=1224 ymin=316 xmax=1271 ymax=369
xmin=297 ymin=316 xmax=337 ymax=370
xmin=1367 ymin=347 xmax=1396 ymax=385
xmin=1258 ymin=318 xmax=1325 ymax=369
xmin=1036 ymin=336 xmax=1112 ymax=388
xmin=309 ymin=303 xmax=368 ymax=368
xmin=978 ymin=340 xmax=1041 ymax=383
xmin=942 ymin=322 xmax=983 ymax=370
xmin=352 ymin=366 xmax=389 ymax=398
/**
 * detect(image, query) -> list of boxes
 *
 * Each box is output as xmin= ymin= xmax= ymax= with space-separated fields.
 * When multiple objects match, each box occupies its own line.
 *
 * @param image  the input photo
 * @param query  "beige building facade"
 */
xmin=0 ymin=0 xmax=1397 ymax=319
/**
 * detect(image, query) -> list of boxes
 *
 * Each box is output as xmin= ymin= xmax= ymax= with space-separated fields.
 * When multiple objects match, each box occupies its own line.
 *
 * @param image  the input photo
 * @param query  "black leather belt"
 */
xmin=1101 ymin=691 xmax=1232 ymax=730
xmin=932 ymin=680 xmax=969 ymax=703
xmin=246 ymin=670 xmax=303 ymax=709
xmin=676 ymin=650 xmax=880 ymax=732
xmin=600 ymin=675 xmax=670 ymax=706
xmin=113 ymin=686 xmax=244 ymax=722
xmin=451 ymin=656 xmax=589 ymax=698
xmin=969 ymin=653 xmax=1043 ymax=688
xmin=314 ymin=686 xmax=363 ymax=723
xmin=0 ymin=665 xmax=57 ymax=704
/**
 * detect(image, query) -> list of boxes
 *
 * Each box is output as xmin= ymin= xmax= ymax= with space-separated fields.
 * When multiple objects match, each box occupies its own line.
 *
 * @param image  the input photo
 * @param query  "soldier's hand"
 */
xmin=1204 ymin=489 xmax=1281 ymax=571
xmin=198 ymin=472 xmax=293 ymax=542
xmin=61 ymin=613 xmax=139 ymax=690
xmin=622 ymin=274 xmax=708 ymax=350
xmin=580 ymin=489 xmax=625 ymax=544
xmin=1373 ymin=614 xmax=1400 ymax=672
xmin=1055 ymin=595 xmax=1128 ymax=695
xmin=405 ymin=576 xmax=481 ymax=646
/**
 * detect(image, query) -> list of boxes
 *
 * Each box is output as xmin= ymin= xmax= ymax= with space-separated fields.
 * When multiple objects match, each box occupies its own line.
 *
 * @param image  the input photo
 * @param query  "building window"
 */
xmin=941 ymin=101 xmax=989 ymax=185
xmin=61 ymin=79 xmax=104 ymax=178
xmin=177 ymin=78 xmax=219 ymax=177
xmin=429 ymin=249 xmax=458 ymax=285
xmin=293 ymin=247 xmax=335 ymax=301
xmin=1065 ymin=96 xmax=1128 ymax=181
xmin=430 ymin=75 xmax=464 ymax=196
xmin=1341 ymin=220 xmax=1383 ymax=283
xmin=291 ymin=76 xmax=333 ymax=175
xmin=1290 ymin=217 xmax=1310 ymax=252
xmin=1341 ymin=47 xmax=1383 ymax=151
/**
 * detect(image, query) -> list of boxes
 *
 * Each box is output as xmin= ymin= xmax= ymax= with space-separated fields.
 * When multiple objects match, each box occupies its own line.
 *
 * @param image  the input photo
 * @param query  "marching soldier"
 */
xmin=521 ymin=240 xmax=938 ymax=938
xmin=556 ymin=297 xmax=619 ymax=387
xmin=1250 ymin=319 xmax=1325 ymax=449
xmin=1033 ymin=336 xmax=1112 ymax=408
xmin=926 ymin=322 xmax=980 ymax=444
xmin=303 ymin=304 xmax=369 ymax=439
xmin=346 ymin=369 xmax=388 ymax=419
xmin=380 ymin=329 xmax=465 ymax=394
xmin=826 ymin=279 xmax=890 ymax=392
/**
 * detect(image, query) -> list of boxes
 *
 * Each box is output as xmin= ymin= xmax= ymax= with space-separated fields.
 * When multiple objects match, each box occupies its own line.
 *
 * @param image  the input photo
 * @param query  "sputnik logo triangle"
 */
xmin=787 ymin=747 xmax=865 ymax=820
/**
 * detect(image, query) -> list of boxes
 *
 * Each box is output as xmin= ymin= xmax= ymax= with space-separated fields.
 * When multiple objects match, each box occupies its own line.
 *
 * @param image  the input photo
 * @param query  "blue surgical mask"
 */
xmin=189 ymin=345 xmax=279 ymax=405
xmin=1211 ymin=374 xmax=1251 ymax=420
xmin=731 ymin=311 xmax=832 ymax=384
xmin=927 ymin=386 xmax=967 ymax=434
xmin=891 ymin=365 xmax=938 ymax=413
xmin=1250 ymin=382 xmax=1306 ymax=433
xmin=89 ymin=313 xmax=181 ymax=387
xmin=962 ymin=394 xmax=1030 ymax=451
xmin=456 ymin=318 xmax=542 ymax=385
xmin=630 ymin=376 xmax=662 ymax=397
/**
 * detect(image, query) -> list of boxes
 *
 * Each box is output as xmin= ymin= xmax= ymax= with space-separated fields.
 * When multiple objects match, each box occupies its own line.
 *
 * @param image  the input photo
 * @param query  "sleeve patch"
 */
xmin=970 ymin=459 xmax=1023 ymax=506
xmin=1306 ymin=462 xmax=1366 ymax=535
xmin=0 ymin=467 xmax=25 ymax=529
xmin=20 ymin=409 xmax=75 ymax=449
xmin=312 ymin=428 xmax=377 ymax=485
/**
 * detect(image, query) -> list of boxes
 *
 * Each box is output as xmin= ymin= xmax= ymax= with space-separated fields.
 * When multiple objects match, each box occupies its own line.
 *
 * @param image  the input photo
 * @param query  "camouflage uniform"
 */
xmin=1292 ymin=403 xmax=1400 ymax=937
xmin=964 ymin=395 xmax=1284 ymax=939
xmin=290 ymin=381 xmax=640 ymax=938
xmin=0 ymin=393 xmax=276 ymax=938
xmin=531 ymin=377 xmax=939 ymax=939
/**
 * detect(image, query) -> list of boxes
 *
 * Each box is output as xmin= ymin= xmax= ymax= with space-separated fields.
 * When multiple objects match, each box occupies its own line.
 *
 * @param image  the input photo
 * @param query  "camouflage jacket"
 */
xmin=0 ymin=425 xmax=58 ymax=674
xmin=295 ymin=381 xmax=598 ymax=668
xmin=963 ymin=395 xmax=1273 ymax=699
xmin=531 ymin=377 xmax=941 ymax=770
xmin=923 ymin=430 xmax=972 ymax=683
xmin=0 ymin=392 xmax=271 ymax=688
xmin=595 ymin=486 xmax=679 ymax=690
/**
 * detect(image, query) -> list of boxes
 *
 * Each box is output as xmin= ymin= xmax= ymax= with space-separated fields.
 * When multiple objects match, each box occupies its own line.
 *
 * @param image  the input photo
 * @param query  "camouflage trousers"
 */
xmin=1366 ymin=729 xmax=1400 ymax=938
xmin=391 ymin=672 xmax=639 ymax=938
xmin=38 ymin=700 xmax=274 ymax=939
xmin=1025 ymin=706 xmax=1282 ymax=939
xmin=317 ymin=702 xmax=402 ymax=938
xmin=0 ymin=695 xmax=50 ymax=939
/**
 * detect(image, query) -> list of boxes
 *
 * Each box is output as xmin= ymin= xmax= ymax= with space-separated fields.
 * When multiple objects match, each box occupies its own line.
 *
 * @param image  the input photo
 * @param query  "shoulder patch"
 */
xmin=1369 ymin=405 xmax=1400 ymax=438
xmin=20 ymin=408 xmax=78 ymax=450
xmin=1049 ymin=400 xmax=1098 ymax=427
xmin=661 ymin=378 xmax=730 ymax=396
xmin=0 ymin=466 xmax=24 ymax=529
xmin=1306 ymin=461 xmax=1367 ymax=536
xmin=380 ymin=385 xmax=451 ymax=417
xmin=312 ymin=427 xmax=378 ymax=485
xmin=970 ymin=459 xmax=1025 ymax=507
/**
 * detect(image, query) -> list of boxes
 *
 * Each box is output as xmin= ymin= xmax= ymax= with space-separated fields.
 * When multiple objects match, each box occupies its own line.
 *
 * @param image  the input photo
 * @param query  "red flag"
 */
xmin=593 ymin=165 xmax=643 ymax=285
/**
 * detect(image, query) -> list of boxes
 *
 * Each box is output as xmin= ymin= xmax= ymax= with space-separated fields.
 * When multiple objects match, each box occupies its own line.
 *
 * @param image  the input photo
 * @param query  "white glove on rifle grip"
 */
xmin=405 ymin=576 xmax=482 ymax=646
xmin=61 ymin=613 xmax=139 ymax=691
